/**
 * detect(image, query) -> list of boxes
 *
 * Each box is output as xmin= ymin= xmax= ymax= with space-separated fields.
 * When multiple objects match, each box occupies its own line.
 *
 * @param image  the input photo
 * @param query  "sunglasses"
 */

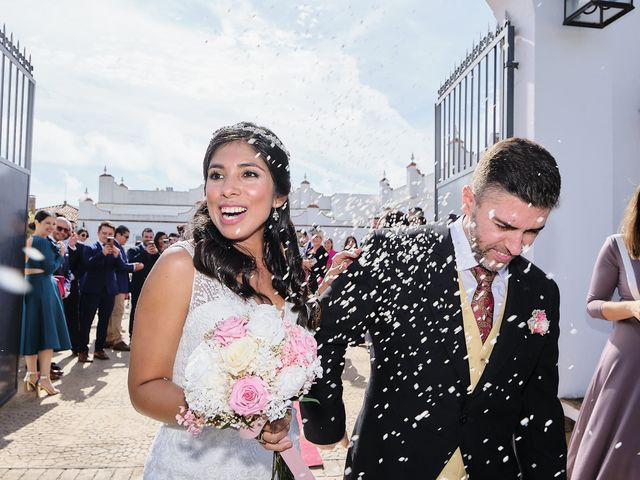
xmin=56 ymin=226 xmax=70 ymax=233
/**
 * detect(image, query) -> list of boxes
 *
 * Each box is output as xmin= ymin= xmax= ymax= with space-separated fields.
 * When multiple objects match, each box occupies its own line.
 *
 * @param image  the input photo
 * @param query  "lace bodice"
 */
xmin=144 ymin=240 xmax=299 ymax=480
xmin=171 ymin=240 xmax=297 ymax=387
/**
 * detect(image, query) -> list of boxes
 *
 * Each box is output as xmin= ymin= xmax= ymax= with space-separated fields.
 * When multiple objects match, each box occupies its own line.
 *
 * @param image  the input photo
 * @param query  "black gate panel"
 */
xmin=0 ymin=161 xmax=29 ymax=405
xmin=434 ymin=21 xmax=515 ymax=220
xmin=0 ymin=26 xmax=35 ymax=406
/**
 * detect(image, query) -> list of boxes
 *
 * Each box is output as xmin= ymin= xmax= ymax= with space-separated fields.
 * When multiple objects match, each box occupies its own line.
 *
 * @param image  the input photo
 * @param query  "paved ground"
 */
xmin=0 ymin=320 xmax=370 ymax=480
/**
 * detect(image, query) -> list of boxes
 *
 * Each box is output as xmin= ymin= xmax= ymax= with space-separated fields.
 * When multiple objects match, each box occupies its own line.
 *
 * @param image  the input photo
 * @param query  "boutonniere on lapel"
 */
xmin=527 ymin=309 xmax=549 ymax=335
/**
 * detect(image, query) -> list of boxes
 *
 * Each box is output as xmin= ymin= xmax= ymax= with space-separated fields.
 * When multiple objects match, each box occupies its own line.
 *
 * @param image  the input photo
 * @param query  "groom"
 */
xmin=301 ymin=138 xmax=567 ymax=479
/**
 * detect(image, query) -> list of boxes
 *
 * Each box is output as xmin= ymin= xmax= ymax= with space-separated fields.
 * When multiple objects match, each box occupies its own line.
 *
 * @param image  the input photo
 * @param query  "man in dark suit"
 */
xmin=127 ymin=227 xmax=159 ymax=339
xmin=53 ymin=216 xmax=84 ymax=343
xmin=302 ymin=138 xmax=567 ymax=479
xmin=105 ymin=225 xmax=142 ymax=351
xmin=50 ymin=216 xmax=79 ymax=376
xmin=77 ymin=221 xmax=137 ymax=362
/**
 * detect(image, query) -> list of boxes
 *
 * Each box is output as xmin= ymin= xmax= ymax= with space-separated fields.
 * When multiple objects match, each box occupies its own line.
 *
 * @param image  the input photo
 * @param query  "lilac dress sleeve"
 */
xmin=587 ymin=235 xmax=640 ymax=319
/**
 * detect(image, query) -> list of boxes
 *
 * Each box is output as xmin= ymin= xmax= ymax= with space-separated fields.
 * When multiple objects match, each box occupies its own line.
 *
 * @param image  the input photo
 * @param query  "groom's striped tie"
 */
xmin=470 ymin=265 xmax=496 ymax=343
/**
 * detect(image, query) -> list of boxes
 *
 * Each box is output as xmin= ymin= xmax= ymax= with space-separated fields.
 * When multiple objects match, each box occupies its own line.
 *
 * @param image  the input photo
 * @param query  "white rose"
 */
xmin=276 ymin=366 xmax=308 ymax=399
xmin=184 ymin=342 xmax=219 ymax=388
xmin=183 ymin=343 xmax=227 ymax=415
xmin=247 ymin=305 xmax=285 ymax=346
xmin=221 ymin=336 xmax=258 ymax=375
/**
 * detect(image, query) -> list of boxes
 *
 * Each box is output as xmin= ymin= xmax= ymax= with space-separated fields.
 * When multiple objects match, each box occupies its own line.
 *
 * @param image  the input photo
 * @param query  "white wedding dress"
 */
xmin=144 ymin=240 xmax=299 ymax=479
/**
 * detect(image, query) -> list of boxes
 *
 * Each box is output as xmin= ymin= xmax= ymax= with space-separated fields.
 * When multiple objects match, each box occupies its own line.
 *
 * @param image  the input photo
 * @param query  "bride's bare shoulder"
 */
xmin=158 ymin=246 xmax=193 ymax=269
xmin=145 ymin=247 xmax=194 ymax=291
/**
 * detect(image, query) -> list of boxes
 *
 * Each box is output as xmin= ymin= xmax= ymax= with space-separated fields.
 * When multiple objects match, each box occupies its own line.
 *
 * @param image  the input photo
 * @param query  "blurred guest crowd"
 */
xmin=20 ymin=210 xmax=184 ymax=395
xmin=21 ymin=205 xmax=425 ymax=396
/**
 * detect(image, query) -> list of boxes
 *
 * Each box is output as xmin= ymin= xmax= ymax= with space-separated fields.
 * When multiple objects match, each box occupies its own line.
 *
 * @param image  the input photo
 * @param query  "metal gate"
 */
xmin=434 ymin=20 xmax=516 ymax=220
xmin=0 ymin=25 xmax=35 ymax=406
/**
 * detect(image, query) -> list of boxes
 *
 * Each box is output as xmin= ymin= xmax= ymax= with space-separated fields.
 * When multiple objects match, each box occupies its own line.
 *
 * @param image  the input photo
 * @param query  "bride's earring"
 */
xmin=272 ymin=208 xmax=280 ymax=221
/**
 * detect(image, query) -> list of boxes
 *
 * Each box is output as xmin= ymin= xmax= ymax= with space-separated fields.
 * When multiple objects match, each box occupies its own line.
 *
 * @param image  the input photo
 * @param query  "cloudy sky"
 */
xmin=2 ymin=0 xmax=495 ymax=207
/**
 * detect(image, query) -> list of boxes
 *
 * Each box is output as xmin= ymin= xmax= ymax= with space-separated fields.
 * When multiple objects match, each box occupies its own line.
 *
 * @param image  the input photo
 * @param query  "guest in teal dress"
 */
xmin=21 ymin=210 xmax=71 ymax=396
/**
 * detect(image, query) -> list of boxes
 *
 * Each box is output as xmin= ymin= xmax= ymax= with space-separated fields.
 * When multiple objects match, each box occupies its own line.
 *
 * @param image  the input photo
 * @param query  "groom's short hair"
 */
xmin=472 ymin=137 xmax=561 ymax=209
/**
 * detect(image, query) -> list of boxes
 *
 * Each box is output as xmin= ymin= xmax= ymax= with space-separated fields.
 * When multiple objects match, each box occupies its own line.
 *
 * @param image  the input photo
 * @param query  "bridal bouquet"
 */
xmin=176 ymin=303 xmax=322 ymax=479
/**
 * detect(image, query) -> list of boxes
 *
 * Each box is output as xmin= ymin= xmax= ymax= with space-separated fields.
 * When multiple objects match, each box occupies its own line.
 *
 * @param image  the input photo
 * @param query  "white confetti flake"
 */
xmin=0 ymin=266 xmax=31 ymax=294
xmin=23 ymin=246 xmax=44 ymax=261
xmin=415 ymin=410 xmax=430 ymax=421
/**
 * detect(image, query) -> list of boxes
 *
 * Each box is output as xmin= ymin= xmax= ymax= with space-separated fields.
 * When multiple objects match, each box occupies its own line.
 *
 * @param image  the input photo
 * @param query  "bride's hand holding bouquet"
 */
xmin=176 ymin=304 xmax=322 ymax=479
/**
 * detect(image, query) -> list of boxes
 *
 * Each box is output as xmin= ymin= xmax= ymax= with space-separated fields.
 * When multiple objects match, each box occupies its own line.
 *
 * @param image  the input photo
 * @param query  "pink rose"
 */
xmin=214 ymin=316 xmax=247 ymax=346
xmin=229 ymin=376 xmax=269 ymax=416
xmin=282 ymin=326 xmax=318 ymax=367
xmin=302 ymin=332 xmax=318 ymax=356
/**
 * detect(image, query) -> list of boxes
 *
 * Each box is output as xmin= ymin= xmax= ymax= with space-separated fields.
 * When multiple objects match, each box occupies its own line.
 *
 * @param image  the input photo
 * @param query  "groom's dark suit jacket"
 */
xmin=301 ymin=222 xmax=566 ymax=480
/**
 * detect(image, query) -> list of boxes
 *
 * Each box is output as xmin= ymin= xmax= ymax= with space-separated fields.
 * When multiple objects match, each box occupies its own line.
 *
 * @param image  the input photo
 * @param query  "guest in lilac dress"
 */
xmin=567 ymin=186 xmax=640 ymax=479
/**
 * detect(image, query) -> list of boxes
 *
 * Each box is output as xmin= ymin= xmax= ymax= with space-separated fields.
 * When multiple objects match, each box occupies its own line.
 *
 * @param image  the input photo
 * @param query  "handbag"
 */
xmin=53 ymin=275 xmax=66 ymax=299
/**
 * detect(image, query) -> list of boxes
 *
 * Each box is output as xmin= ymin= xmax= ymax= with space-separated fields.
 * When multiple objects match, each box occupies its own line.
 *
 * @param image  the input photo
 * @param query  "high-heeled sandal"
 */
xmin=23 ymin=371 xmax=38 ymax=392
xmin=37 ymin=375 xmax=60 ymax=396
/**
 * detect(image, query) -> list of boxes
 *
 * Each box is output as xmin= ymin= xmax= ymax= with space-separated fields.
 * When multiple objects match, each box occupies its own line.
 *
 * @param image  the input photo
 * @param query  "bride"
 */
xmin=128 ymin=122 xmax=316 ymax=479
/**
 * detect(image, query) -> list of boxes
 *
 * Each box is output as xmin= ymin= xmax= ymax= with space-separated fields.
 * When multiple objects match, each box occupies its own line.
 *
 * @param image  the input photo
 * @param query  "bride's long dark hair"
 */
xmin=188 ymin=122 xmax=316 ymax=328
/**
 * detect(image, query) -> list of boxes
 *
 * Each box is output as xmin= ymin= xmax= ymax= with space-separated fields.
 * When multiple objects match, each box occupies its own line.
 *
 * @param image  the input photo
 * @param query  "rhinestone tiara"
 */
xmin=211 ymin=122 xmax=290 ymax=159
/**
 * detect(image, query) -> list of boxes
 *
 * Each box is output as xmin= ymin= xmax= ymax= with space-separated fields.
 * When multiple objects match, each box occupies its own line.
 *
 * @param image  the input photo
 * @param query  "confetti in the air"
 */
xmin=0 ymin=266 xmax=31 ymax=294
xmin=23 ymin=247 xmax=44 ymax=261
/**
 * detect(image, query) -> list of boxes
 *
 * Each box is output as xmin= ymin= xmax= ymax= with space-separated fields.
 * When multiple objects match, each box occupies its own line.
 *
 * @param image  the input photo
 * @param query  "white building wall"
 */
xmin=290 ymin=168 xmax=434 ymax=247
xmin=487 ymin=0 xmax=640 ymax=397
xmin=78 ymin=198 xmax=196 ymax=250
xmin=99 ymin=174 xmax=204 ymax=206
xmin=79 ymin=160 xmax=434 ymax=254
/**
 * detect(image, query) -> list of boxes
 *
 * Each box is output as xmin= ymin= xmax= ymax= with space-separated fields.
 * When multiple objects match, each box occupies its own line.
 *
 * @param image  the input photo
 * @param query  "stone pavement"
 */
xmin=0 ymin=322 xmax=370 ymax=480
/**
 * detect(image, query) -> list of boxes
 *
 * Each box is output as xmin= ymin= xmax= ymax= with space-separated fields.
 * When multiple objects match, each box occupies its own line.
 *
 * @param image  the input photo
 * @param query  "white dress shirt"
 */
xmin=449 ymin=216 xmax=509 ymax=323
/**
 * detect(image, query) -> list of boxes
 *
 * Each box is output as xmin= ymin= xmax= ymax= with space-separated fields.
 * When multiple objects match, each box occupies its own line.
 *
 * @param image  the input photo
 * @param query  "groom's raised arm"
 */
xmin=301 ymin=233 xmax=383 ymax=445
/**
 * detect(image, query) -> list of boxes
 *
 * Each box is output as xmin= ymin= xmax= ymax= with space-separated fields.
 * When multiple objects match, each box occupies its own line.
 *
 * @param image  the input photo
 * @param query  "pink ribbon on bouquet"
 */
xmin=239 ymin=421 xmax=315 ymax=479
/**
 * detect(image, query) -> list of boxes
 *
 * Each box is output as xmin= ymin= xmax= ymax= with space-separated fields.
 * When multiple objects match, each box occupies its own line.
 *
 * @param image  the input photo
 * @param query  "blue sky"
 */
xmin=1 ymin=0 xmax=495 ymax=207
